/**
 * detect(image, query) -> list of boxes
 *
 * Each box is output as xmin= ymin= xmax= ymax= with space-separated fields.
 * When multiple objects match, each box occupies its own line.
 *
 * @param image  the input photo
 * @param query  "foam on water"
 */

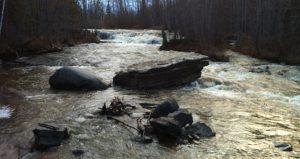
xmin=0 ymin=105 xmax=13 ymax=119
xmin=246 ymin=90 xmax=300 ymax=106
xmin=182 ymin=81 xmax=240 ymax=99
xmin=97 ymin=29 xmax=162 ymax=44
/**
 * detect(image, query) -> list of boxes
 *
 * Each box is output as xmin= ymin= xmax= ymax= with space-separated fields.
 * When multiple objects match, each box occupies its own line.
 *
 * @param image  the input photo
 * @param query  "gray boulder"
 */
xmin=49 ymin=67 xmax=108 ymax=91
xmin=151 ymin=98 xmax=179 ymax=118
xmin=113 ymin=55 xmax=209 ymax=89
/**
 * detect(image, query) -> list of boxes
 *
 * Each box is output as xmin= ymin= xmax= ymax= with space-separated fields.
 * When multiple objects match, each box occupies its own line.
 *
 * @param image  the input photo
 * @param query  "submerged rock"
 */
xmin=113 ymin=55 xmax=209 ymax=89
xmin=168 ymin=109 xmax=193 ymax=127
xmin=49 ymin=67 xmax=108 ymax=91
xmin=274 ymin=142 xmax=293 ymax=152
xmin=185 ymin=122 xmax=215 ymax=137
xmin=151 ymin=98 xmax=179 ymax=118
xmin=72 ymin=149 xmax=85 ymax=157
xmin=32 ymin=124 xmax=70 ymax=151
xmin=249 ymin=66 xmax=271 ymax=75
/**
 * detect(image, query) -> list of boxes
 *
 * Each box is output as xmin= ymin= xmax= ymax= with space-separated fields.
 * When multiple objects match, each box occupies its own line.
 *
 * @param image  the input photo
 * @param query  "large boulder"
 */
xmin=113 ymin=55 xmax=209 ymax=89
xmin=151 ymin=98 xmax=179 ymax=118
xmin=49 ymin=67 xmax=108 ymax=91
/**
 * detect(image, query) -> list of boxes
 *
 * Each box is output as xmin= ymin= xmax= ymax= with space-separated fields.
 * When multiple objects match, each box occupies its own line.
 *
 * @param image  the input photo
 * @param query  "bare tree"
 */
xmin=0 ymin=0 xmax=6 ymax=37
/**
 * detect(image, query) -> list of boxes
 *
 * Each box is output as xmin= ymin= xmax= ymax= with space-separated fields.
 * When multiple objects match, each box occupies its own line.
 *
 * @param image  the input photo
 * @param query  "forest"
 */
xmin=0 ymin=0 xmax=299 ymax=64
xmin=1 ymin=1 xmax=300 ymax=158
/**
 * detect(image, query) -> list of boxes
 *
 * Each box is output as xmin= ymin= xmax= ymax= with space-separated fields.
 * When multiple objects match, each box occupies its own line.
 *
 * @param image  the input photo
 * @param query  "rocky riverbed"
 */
xmin=0 ymin=29 xmax=300 ymax=158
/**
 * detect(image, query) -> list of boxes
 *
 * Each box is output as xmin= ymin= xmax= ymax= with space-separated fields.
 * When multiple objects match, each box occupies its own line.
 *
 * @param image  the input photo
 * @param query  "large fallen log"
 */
xmin=113 ymin=55 xmax=209 ymax=89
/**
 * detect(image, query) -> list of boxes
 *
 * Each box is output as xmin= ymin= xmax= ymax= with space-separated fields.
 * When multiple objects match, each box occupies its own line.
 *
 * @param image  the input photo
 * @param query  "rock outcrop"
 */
xmin=49 ymin=67 xmax=109 ymax=91
xmin=113 ymin=55 xmax=209 ymax=89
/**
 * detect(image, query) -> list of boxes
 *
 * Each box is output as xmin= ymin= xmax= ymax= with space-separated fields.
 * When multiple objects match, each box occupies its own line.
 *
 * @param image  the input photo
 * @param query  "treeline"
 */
xmin=101 ymin=0 xmax=300 ymax=64
xmin=160 ymin=0 xmax=300 ymax=64
xmin=1 ymin=0 xmax=299 ymax=64
xmin=100 ymin=0 xmax=154 ymax=28
xmin=0 ymin=0 xmax=100 ymax=59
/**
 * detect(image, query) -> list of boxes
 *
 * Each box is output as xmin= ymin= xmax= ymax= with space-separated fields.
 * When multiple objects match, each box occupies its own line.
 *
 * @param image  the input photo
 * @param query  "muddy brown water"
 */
xmin=0 ymin=29 xmax=300 ymax=158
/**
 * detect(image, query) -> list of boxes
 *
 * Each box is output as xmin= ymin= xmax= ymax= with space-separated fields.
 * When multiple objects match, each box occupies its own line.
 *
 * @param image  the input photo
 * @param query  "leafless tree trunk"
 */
xmin=0 ymin=0 xmax=6 ymax=37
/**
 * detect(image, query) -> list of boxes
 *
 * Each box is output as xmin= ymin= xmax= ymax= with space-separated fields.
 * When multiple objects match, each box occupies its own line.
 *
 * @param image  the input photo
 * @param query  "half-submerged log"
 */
xmin=113 ymin=55 xmax=209 ymax=89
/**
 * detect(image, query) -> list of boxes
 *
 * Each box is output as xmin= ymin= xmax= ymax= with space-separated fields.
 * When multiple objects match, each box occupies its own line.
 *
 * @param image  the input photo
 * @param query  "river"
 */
xmin=0 ymin=29 xmax=300 ymax=158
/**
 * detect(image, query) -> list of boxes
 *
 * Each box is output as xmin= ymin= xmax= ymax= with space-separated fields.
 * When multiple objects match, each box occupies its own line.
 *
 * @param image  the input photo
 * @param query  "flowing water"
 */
xmin=0 ymin=29 xmax=300 ymax=159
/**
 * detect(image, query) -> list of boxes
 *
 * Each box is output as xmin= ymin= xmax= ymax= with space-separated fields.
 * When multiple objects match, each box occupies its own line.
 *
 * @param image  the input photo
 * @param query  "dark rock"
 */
xmin=49 ymin=67 xmax=109 ymax=91
xmin=249 ymin=66 xmax=271 ymax=75
xmin=150 ymin=117 xmax=183 ymax=137
xmin=142 ymin=136 xmax=154 ymax=144
xmin=32 ymin=124 xmax=70 ymax=151
xmin=274 ymin=143 xmax=293 ymax=152
xmin=113 ymin=55 xmax=209 ymax=89
xmin=185 ymin=122 xmax=215 ymax=137
xmin=98 ymin=31 xmax=113 ymax=40
xmin=168 ymin=109 xmax=193 ymax=127
xmin=72 ymin=149 xmax=85 ymax=157
xmin=151 ymin=98 xmax=179 ymax=118
xmin=139 ymin=103 xmax=158 ymax=109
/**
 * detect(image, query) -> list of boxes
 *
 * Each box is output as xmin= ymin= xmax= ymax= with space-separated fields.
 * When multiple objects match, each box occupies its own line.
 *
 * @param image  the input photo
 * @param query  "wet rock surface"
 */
xmin=168 ymin=109 xmax=193 ymax=127
xmin=32 ymin=124 xmax=70 ymax=151
xmin=185 ymin=122 xmax=216 ymax=138
xmin=113 ymin=55 xmax=209 ymax=89
xmin=150 ymin=117 xmax=183 ymax=137
xmin=49 ymin=67 xmax=109 ymax=91
xmin=151 ymin=98 xmax=179 ymax=118
xmin=149 ymin=99 xmax=214 ymax=141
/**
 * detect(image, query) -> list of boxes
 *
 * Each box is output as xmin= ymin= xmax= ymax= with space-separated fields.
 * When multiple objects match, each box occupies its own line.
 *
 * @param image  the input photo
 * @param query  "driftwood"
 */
xmin=100 ymin=97 xmax=215 ymax=145
xmin=101 ymin=97 xmax=136 ymax=116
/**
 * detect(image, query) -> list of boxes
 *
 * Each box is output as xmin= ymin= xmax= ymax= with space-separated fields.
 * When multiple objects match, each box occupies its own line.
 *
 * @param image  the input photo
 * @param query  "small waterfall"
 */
xmin=96 ymin=30 xmax=162 ymax=44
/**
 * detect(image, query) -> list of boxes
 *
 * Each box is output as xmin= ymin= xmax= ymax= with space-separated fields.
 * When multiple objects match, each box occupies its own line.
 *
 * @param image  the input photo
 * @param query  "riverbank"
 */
xmin=160 ymin=37 xmax=300 ymax=65
xmin=160 ymin=39 xmax=229 ymax=62
xmin=0 ymin=31 xmax=100 ymax=60
xmin=234 ymin=36 xmax=300 ymax=65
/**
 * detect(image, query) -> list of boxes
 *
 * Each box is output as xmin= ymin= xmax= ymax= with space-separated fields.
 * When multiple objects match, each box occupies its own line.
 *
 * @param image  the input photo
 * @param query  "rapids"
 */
xmin=0 ymin=29 xmax=300 ymax=158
